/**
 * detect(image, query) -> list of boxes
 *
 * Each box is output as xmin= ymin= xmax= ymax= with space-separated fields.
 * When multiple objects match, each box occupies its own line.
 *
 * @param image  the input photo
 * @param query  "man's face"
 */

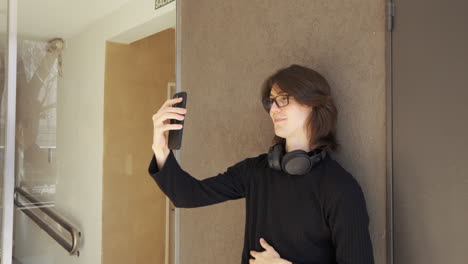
xmin=269 ymin=84 xmax=312 ymax=139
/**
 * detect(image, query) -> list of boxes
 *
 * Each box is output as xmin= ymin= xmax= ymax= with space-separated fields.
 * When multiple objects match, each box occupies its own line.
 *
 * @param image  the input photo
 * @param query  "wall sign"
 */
xmin=155 ymin=0 xmax=175 ymax=10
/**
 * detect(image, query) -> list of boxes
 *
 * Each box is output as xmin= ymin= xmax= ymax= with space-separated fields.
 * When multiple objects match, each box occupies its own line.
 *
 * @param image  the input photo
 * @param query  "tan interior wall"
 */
xmin=102 ymin=28 xmax=175 ymax=264
xmin=179 ymin=0 xmax=386 ymax=263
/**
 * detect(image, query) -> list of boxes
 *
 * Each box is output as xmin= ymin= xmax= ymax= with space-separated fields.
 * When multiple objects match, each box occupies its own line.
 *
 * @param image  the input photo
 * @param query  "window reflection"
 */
xmin=15 ymin=38 xmax=62 ymax=204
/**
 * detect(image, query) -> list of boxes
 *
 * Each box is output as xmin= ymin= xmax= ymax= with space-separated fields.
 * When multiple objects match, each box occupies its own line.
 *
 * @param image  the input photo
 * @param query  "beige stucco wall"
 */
xmin=102 ymin=28 xmax=175 ymax=264
xmin=178 ymin=0 xmax=387 ymax=263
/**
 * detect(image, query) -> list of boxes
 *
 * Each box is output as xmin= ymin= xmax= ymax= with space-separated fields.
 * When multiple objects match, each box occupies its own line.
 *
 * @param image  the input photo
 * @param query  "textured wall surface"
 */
xmin=178 ymin=0 xmax=386 ymax=263
xmin=392 ymin=0 xmax=468 ymax=263
xmin=103 ymin=28 xmax=175 ymax=264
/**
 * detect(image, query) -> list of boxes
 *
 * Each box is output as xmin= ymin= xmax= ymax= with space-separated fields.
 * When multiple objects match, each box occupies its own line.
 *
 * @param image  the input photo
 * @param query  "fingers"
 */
xmin=152 ymin=97 xmax=185 ymax=150
xmin=259 ymin=238 xmax=272 ymax=251
xmin=153 ymin=112 xmax=185 ymax=123
xmin=153 ymin=106 xmax=187 ymax=122
xmin=250 ymin=250 xmax=257 ymax=258
xmin=155 ymin=97 xmax=186 ymax=117
xmin=249 ymin=252 xmax=258 ymax=264
xmin=167 ymin=96 xmax=183 ymax=104
xmin=163 ymin=97 xmax=183 ymax=108
xmin=160 ymin=123 xmax=183 ymax=131
xmin=167 ymin=106 xmax=187 ymax=113
xmin=153 ymin=107 xmax=186 ymax=119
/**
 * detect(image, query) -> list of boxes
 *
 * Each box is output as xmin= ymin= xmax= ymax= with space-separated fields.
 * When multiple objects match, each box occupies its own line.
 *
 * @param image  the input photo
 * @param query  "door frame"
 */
xmin=385 ymin=1 xmax=394 ymax=264
xmin=1 ymin=0 xmax=18 ymax=263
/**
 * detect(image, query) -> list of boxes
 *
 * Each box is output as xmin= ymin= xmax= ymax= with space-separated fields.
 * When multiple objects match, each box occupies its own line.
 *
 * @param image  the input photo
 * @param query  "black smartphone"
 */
xmin=168 ymin=92 xmax=187 ymax=150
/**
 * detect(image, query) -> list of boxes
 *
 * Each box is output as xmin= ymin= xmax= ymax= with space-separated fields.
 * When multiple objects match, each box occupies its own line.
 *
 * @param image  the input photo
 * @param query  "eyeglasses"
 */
xmin=262 ymin=95 xmax=291 ymax=112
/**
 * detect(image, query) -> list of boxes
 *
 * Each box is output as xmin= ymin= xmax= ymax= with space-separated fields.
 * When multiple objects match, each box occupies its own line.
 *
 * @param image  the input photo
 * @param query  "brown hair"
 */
xmin=260 ymin=64 xmax=340 ymax=153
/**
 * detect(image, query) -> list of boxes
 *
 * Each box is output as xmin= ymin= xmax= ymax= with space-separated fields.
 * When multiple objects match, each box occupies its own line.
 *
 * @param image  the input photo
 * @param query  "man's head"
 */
xmin=261 ymin=64 xmax=339 ymax=152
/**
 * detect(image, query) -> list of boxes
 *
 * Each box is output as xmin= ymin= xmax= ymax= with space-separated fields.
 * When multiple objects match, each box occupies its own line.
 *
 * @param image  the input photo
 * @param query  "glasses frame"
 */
xmin=262 ymin=94 xmax=291 ymax=112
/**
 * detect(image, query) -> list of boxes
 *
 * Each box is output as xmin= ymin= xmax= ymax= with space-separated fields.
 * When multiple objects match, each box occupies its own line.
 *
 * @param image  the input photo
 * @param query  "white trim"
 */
xmin=174 ymin=203 xmax=180 ymax=264
xmin=165 ymin=82 xmax=176 ymax=264
xmin=385 ymin=2 xmax=394 ymax=263
xmin=167 ymin=82 xmax=176 ymax=98
xmin=173 ymin=1 xmax=182 ymax=264
xmin=165 ymin=197 xmax=170 ymax=264
xmin=1 ymin=0 xmax=17 ymax=263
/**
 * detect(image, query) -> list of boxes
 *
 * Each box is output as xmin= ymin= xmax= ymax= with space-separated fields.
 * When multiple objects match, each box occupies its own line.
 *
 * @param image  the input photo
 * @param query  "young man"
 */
xmin=149 ymin=64 xmax=374 ymax=264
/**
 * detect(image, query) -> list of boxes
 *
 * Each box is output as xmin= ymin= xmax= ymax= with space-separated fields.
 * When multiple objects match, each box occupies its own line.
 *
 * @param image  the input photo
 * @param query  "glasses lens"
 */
xmin=277 ymin=95 xmax=289 ymax=107
xmin=262 ymin=96 xmax=289 ymax=111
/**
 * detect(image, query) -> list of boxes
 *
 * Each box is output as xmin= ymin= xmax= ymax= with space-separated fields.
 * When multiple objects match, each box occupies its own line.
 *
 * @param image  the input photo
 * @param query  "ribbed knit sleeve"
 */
xmin=326 ymin=179 xmax=375 ymax=264
xmin=148 ymin=150 xmax=249 ymax=208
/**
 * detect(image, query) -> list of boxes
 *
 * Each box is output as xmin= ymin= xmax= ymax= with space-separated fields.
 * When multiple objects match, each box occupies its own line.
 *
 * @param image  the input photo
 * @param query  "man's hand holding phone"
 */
xmin=151 ymin=95 xmax=186 ymax=169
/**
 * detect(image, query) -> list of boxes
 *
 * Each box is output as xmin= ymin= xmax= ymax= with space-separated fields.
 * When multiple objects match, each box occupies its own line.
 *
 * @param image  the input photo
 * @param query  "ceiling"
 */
xmin=16 ymin=0 xmax=132 ymax=40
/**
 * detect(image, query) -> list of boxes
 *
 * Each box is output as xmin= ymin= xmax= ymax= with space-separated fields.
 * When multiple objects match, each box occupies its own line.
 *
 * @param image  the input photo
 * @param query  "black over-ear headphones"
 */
xmin=267 ymin=142 xmax=327 ymax=175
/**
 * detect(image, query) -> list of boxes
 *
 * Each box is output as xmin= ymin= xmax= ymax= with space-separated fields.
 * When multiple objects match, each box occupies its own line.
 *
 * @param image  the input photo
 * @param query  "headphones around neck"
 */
xmin=267 ymin=142 xmax=327 ymax=175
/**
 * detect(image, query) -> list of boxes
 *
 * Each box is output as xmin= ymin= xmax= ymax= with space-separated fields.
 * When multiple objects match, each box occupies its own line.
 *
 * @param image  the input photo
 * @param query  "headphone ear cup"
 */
xmin=282 ymin=150 xmax=312 ymax=175
xmin=268 ymin=143 xmax=284 ymax=171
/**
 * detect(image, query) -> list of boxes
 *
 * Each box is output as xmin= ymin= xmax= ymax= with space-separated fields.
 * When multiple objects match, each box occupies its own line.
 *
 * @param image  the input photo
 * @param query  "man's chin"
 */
xmin=274 ymin=131 xmax=286 ymax=138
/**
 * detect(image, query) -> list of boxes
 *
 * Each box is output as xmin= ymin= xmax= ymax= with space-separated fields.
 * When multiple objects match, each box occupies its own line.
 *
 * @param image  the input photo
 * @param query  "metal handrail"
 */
xmin=13 ymin=187 xmax=81 ymax=255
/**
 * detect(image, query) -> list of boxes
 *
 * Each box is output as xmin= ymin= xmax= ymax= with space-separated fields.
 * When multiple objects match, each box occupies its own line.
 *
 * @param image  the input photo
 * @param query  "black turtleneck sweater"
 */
xmin=148 ymin=150 xmax=374 ymax=264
